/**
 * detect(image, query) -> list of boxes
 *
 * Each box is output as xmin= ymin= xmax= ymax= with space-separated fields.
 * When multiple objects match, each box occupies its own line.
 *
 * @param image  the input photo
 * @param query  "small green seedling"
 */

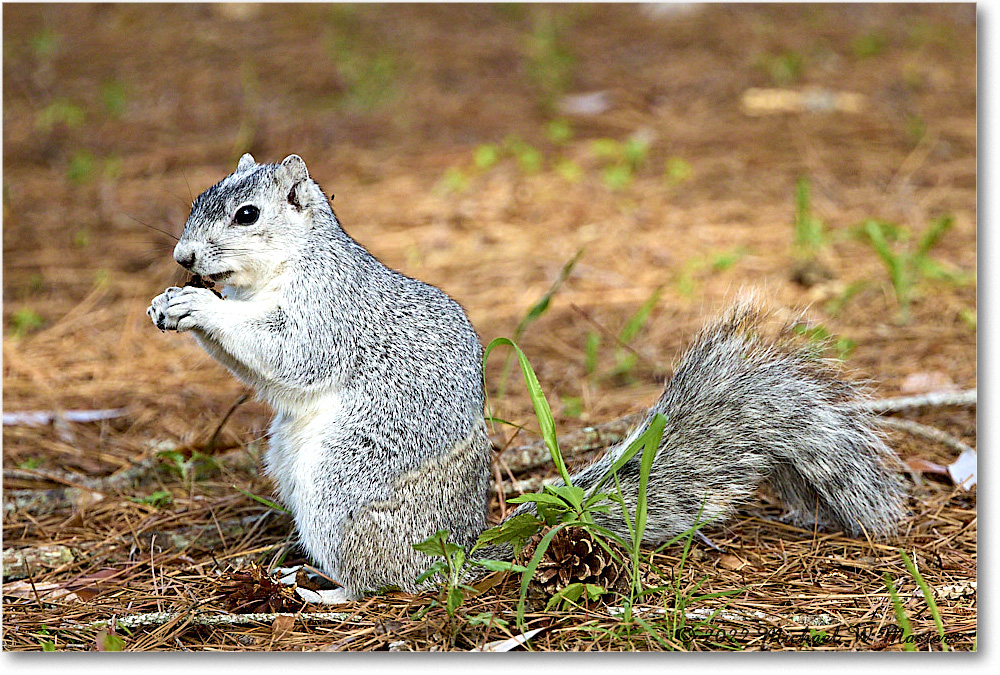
xmin=414 ymin=530 xmax=478 ymax=618
xmin=664 ymin=157 xmax=692 ymax=186
xmin=791 ymin=322 xmax=856 ymax=361
xmin=130 ymin=490 xmax=173 ymax=508
xmin=590 ymin=137 xmax=650 ymax=191
xmin=30 ymin=29 xmax=60 ymax=58
xmin=524 ymin=9 xmax=575 ymax=112
xmin=326 ymin=33 xmax=398 ymax=112
xmin=473 ymin=144 xmax=500 ymax=171
xmin=555 ymin=158 xmax=583 ymax=183
xmin=959 ymin=308 xmax=976 ymax=330
xmin=612 ymin=287 xmax=662 ymax=379
xmin=757 ymin=51 xmax=804 ymax=85
xmin=495 ymin=248 xmax=582 ymax=397
xmin=545 ymin=582 xmax=606 ymax=610
xmin=547 ymin=118 xmax=574 ymax=145
xmin=860 ymin=215 xmax=968 ymax=323
xmin=561 ymin=395 xmax=583 ymax=418
xmin=101 ymin=632 xmax=125 ymax=652
xmin=466 ymin=612 xmax=509 ymax=629
xmin=35 ymin=99 xmax=85 ymax=131
xmin=675 ymin=248 xmax=748 ymax=297
xmin=793 ymin=178 xmax=826 ymax=258
xmin=852 ymin=30 xmax=888 ymax=59
xmin=414 ymin=529 xmax=525 ymax=619
xmin=435 ymin=166 xmax=469 ymax=195
xmin=8 ymin=308 xmax=45 ymax=337
xmin=101 ymin=79 xmax=128 ymax=118
xmin=67 ymin=151 xmax=96 ymax=185
xmin=156 ymin=448 xmax=219 ymax=483
xmin=504 ymin=136 xmax=544 ymax=173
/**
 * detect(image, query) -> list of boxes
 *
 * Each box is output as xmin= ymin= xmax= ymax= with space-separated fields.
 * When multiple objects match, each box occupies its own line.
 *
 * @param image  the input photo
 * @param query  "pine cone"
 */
xmin=218 ymin=562 xmax=305 ymax=614
xmin=521 ymin=527 xmax=628 ymax=601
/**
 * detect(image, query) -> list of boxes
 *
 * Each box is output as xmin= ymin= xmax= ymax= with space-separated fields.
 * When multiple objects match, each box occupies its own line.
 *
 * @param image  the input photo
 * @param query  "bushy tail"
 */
xmin=571 ymin=301 xmax=908 ymax=542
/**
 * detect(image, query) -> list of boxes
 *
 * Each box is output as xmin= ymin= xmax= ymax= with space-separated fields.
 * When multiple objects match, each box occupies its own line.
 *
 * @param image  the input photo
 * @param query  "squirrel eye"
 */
xmin=234 ymin=205 xmax=260 ymax=225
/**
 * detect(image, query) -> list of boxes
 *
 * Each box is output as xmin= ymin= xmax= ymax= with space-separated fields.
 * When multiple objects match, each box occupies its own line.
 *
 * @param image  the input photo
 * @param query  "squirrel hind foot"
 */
xmin=295 ymin=587 xmax=356 ymax=605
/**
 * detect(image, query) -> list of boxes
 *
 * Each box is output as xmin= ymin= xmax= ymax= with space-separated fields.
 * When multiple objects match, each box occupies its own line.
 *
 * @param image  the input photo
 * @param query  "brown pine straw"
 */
xmin=2 ymin=404 xmax=977 ymax=650
xmin=2 ymin=2 xmax=975 ymax=652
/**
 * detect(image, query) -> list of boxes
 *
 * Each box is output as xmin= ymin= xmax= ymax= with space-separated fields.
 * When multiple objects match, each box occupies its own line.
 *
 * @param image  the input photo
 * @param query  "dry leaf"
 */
xmin=900 ymin=371 xmax=956 ymax=395
xmin=2 ymin=580 xmax=82 ymax=603
xmin=948 ymin=448 xmax=977 ymax=490
xmin=906 ymin=457 xmax=949 ymax=476
xmin=718 ymin=554 xmax=748 ymax=571
xmin=271 ymin=614 xmax=295 ymax=641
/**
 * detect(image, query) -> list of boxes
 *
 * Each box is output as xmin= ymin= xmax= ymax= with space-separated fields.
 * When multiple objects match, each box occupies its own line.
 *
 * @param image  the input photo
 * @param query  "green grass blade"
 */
xmin=864 ymin=220 xmax=901 ymax=277
xmin=632 ymin=413 xmax=666 ymax=547
xmin=633 ymin=614 xmax=676 ymax=650
xmin=618 ymin=287 xmax=662 ymax=344
xmin=588 ymin=413 xmax=667 ymax=497
xmin=900 ymin=549 xmax=948 ymax=650
xmin=517 ymin=522 xmax=568 ymax=628
xmin=883 ymin=572 xmax=917 ymax=651
xmin=584 ymin=332 xmax=601 ymax=375
xmin=233 ymin=486 xmax=290 ymax=514
xmin=484 ymin=337 xmax=572 ymax=486
xmin=864 ymin=220 xmax=911 ymax=320
xmin=484 ymin=416 xmax=527 ymax=430
xmin=497 ymin=249 xmax=583 ymax=396
xmin=515 ymin=248 xmax=584 ymax=343
xmin=916 ymin=215 xmax=954 ymax=258
xmin=794 ymin=177 xmax=824 ymax=254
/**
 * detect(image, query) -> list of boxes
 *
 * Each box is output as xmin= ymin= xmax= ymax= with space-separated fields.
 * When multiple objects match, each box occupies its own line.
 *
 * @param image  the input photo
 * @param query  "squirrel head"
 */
xmin=174 ymin=154 xmax=330 ymax=288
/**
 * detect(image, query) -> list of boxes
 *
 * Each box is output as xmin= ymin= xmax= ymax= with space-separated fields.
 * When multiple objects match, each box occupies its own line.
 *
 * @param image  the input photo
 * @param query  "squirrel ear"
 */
xmin=278 ymin=155 xmax=310 ymax=212
xmin=279 ymin=154 xmax=309 ymax=184
xmin=237 ymin=153 xmax=255 ymax=172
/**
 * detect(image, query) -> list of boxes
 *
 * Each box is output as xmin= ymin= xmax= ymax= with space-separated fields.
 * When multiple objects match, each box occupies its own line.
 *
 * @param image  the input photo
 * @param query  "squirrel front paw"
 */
xmin=147 ymin=286 xmax=217 ymax=332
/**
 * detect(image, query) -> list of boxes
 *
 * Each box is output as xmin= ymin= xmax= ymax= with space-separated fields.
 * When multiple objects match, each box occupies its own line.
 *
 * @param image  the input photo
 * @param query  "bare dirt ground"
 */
xmin=3 ymin=4 xmax=976 ymax=651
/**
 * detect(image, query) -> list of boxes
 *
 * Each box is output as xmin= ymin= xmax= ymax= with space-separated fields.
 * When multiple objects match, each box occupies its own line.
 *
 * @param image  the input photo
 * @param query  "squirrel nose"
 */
xmin=176 ymin=251 xmax=196 ymax=270
xmin=174 ymin=243 xmax=197 ymax=270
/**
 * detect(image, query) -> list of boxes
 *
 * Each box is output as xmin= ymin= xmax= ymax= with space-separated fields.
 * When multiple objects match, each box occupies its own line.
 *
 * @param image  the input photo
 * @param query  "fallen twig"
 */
xmin=863 ymin=389 xmax=977 ymax=414
xmin=3 ymin=457 xmax=163 ymax=493
xmin=2 ymin=487 xmax=104 ymax=517
xmin=875 ymin=417 xmax=975 ymax=456
xmin=2 ymin=408 xmax=130 ymax=427
xmin=205 ymin=393 xmax=250 ymax=454
xmin=78 ymin=609 xmax=353 ymax=630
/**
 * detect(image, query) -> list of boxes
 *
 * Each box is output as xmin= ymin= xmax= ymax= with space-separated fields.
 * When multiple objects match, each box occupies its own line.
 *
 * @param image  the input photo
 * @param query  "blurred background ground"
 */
xmin=2 ymin=3 xmax=976 ymax=651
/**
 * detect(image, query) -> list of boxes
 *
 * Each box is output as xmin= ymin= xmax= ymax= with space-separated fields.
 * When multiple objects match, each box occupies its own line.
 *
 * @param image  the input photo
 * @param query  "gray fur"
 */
xmin=148 ymin=156 xmax=906 ymax=598
xmin=562 ymin=302 xmax=907 ymax=542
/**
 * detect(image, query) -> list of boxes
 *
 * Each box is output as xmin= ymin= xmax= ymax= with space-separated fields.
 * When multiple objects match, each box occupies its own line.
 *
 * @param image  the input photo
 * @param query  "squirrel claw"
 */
xmin=696 ymin=531 xmax=725 ymax=552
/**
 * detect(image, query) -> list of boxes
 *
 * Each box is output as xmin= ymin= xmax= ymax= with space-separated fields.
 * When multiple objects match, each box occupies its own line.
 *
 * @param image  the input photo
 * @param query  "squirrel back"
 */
xmin=149 ymin=154 xmax=906 ymax=600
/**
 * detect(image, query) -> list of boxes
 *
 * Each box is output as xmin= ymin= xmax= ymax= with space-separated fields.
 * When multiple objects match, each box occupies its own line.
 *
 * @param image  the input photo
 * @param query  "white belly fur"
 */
xmin=264 ymin=394 xmax=347 ymax=581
